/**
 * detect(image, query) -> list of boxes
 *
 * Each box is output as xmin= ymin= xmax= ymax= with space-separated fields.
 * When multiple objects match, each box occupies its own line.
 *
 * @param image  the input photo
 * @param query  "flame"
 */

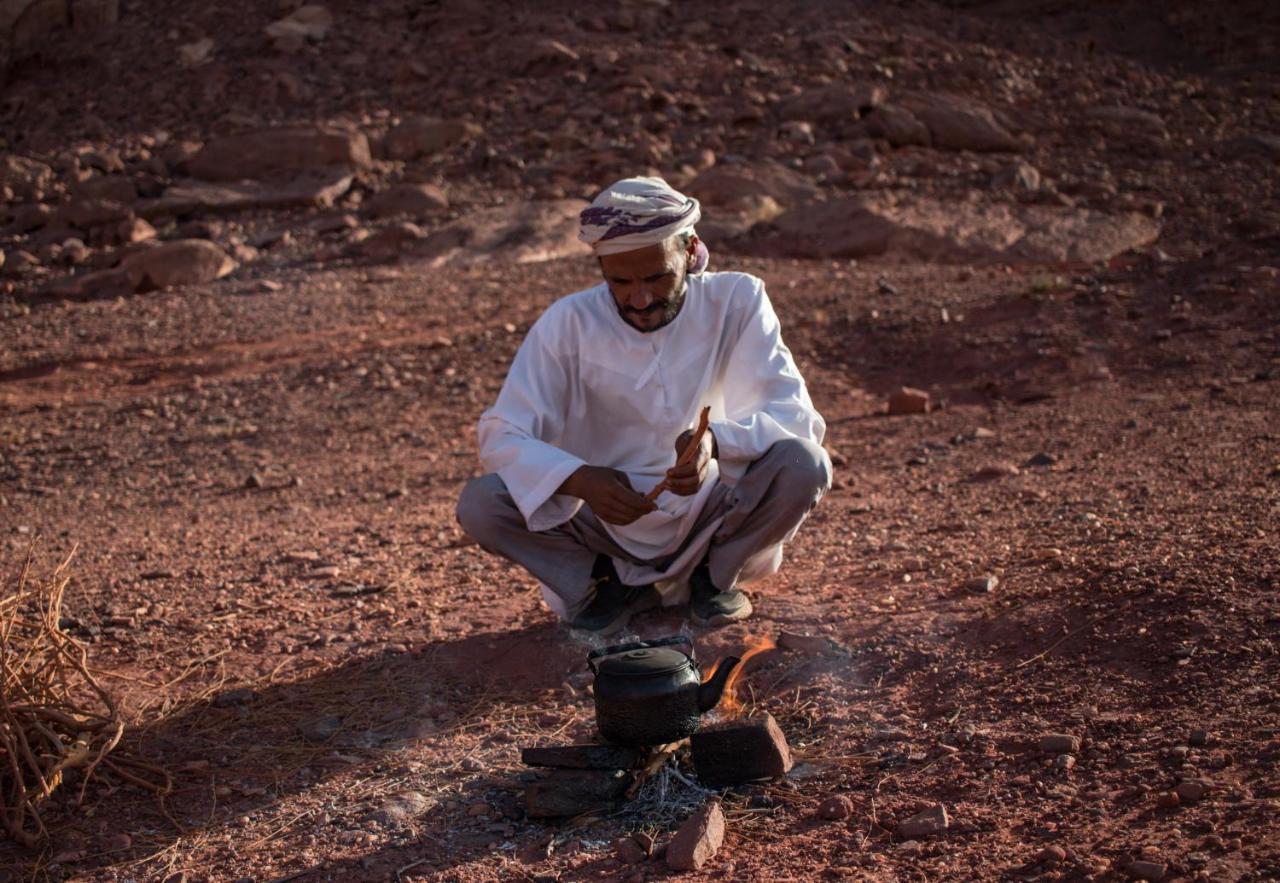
xmin=702 ymin=633 xmax=777 ymax=717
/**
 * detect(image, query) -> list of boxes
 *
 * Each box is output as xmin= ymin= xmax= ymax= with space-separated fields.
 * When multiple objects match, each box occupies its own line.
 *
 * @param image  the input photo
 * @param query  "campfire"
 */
xmin=519 ymin=633 xmax=794 ymax=824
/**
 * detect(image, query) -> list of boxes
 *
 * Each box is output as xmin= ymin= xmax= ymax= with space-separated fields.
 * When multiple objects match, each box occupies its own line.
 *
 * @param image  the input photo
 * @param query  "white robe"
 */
xmin=476 ymin=270 xmax=825 ymax=605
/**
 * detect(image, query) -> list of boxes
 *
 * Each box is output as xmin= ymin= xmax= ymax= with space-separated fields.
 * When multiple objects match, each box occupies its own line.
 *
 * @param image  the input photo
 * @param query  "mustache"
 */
xmin=625 ymin=301 xmax=670 ymax=316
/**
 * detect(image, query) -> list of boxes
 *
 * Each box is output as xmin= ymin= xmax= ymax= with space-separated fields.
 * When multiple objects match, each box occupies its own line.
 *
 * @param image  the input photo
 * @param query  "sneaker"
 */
xmin=569 ymin=580 xmax=659 ymax=636
xmin=689 ymin=562 xmax=753 ymax=627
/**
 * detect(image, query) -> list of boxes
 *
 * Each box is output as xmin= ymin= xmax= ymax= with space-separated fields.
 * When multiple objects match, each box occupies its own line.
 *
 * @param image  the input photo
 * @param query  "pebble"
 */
xmin=965 ymin=574 xmax=999 ymax=593
xmin=1037 ymin=844 xmax=1067 ymax=864
xmin=1126 ymin=859 xmax=1167 ymax=881
xmin=818 ymin=794 xmax=854 ymax=820
xmin=1040 ymin=733 xmax=1080 ymax=754
xmin=461 ymin=757 xmax=484 ymax=771
xmin=1025 ymin=452 xmax=1057 ymax=467
xmin=896 ymin=804 xmax=949 ymax=838
xmin=1188 ymin=729 xmax=1210 ymax=746
xmin=615 ymin=836 xmax=646 ymax=864
xmin=971 ymin=462 xmax=1021 ymax=481
xmin=1175 ymin=780 xmax=1208 ymax=803
xmin=887 ymin=386 xmax=930 ymax=415
xmin=666 ymin=799 xmax=725 ymax=870
xmin=1156 ymin=791 xmax=1180 ymax=809
xmin=244 ymin=472 xmax=264 ymax=489
xmin=1055 ymin=753 xmax=1076 ymax=771
xmin=466 ymin=801 xmax=489 ymax=817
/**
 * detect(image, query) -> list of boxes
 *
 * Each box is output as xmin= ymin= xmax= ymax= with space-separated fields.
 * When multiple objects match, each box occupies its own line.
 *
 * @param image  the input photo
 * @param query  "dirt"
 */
xmin=2 ymin=0 xmax=1279 ymax=881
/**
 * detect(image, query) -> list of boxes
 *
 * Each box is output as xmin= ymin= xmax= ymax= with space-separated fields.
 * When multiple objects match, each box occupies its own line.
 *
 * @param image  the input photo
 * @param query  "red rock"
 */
xmin=1126 ymin=860 xmax=1167 ymax=881
xmin=1038 ymin=844 xmax=1067 ymax=864
xmin=75 ymin=175 xmax=137 ymax=204
xmin=691 ymin=712 xmax=793 ymax=787
xmin=417 ymin=199 xmax=589 ymax=266
xmin=776 ymin=84 xmax=886 ymax=124
xmin=122 ymin=239 xmax=236 ymax=291
xmin=818 ymin=794 xmax=854 ymax=820
xmin=264 ymin=5 xmax=332 ymax=52
xmin=44 ymin=266 xmax=132 ymax=301
xmin=911 ymin=95 xmax=1022 ymax=152
xmin=614 ymin=836 xmax=646 ymax=864
xmin=70 ymin=0 xmax=118 ymax=33
xmin=143 ymin=171 xmax=354 ymax=217
xmin=116 ymin=217 xmax=156 ymax=244
xmin=666 ymin=799 xmax=724 ymax=871
xmin=383 ymin=117 xmax=483 ymax=162
xmin=896 ymin=804 xmax=949 ymax=838
xmin=1156 ymin=791 xmax=1180 ymax=809
xmin=364 ymin=183 xmax=449 ymax=219
xmin=1175 ymin=780 xmax=1208 ymax=804
xmin=864 ymin=105 xmax=930 ymax=147
xmin=888 ymin=387 xmax=930 ymax=415
xmin=1039 ymin=734 xmax=1080 ymax=754
xmin=186 ymin=127 xmax=371 ymax=182
xmin=971 ymin=462 xmax=1021 ymax=481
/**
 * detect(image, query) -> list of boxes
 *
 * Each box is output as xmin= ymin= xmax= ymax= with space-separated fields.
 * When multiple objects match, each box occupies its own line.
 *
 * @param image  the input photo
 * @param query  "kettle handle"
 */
xmin=587 ymin=635 xmax=693 ymax=674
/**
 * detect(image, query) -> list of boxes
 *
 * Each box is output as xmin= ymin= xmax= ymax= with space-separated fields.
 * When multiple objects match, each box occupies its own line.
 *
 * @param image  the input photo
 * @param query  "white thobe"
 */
xmin=476 ymin=270 xmax=825 ymax=597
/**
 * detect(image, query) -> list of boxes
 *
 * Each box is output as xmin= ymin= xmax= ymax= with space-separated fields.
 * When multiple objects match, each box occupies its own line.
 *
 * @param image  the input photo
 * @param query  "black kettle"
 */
xmin=587 ymin=635 xmax=740 ymax=746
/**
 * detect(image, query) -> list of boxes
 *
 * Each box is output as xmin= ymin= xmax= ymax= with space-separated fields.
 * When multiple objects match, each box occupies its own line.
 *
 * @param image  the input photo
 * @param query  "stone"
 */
xmin=186 ymin=127 xmax=370 ymax=182
xmin=994 ymin=162 xmax=1041 ymax=191
xmin=417 ymin=199 xmax=590 ymax=266
xmin=666 ymin=799 xmax=725 ymax=871
xmin=1156 ymin=791 xmax=1180 ymax=809
xmin=115 ymin=216 xmax=155 ymax=244
xmin=517 ymin=37 xmax=580 ymax=75
xmin=8 ymin=203 xmax=53 ymax=232
xmin=70 ymin=0 xmax=117 ymax=32
xmin=59 ymin=198 xmax=131 ymax=229
xmin=1038 ymin=844 xmax=1067 ymax=864
xmin=383 ymin=116 xmax=482 ymax=161
xmin=122 ymin=239 xmax=236 ymax=291
xmin=1025 ymin=452 xmax=1057 ymax=467
xmin=1040 ymin=734 xmax=1080 ymax=754
xmin=143 ymin=171 xmax=354 ymax=217
xmin=1223 ymin=134 xmax=1280 ymax=161
xmin=896 ymin=804 xmax=949 ymax=838
xmin=965 ymin=574 xmax=999 ymax=593
xmin=521 ymin=744 xmax=641 ymax=770
xmin=864 ymin=105 xmax=930 ymax=147
xmin=1175 ymin=780 xmax=1208 ymax=804
xmin=1055 ymin=753 xmax=1076 ymax=770
xmin=370 ymin=791 xmax=434 ymax=827
xmin=912 ymin=95 xmax=1022 ymax=152
xmin=885 ymin=386 xmax=931 ymax=416
xmin=6 ymin=0 xmax=67 ymax=56
xmin=75 ymin=174 xmax=136 ymax=204
xmin=364 ymin=183 xmax=449 ymax=219
xmin=178 ymin=37 xmax=215 ymax=67
xmin=264 ymin=4 xmax=332 ymax=52
xmin=818 ymin=794 xmax=854 ymax=820
xmin=776 ymin=83 xmax=886 ymax=124
xmin=687 ymin=161 xmax=820 ymax=209
xmin=349 ymin=222 xmax=423 ymax=260
xmin=1188 ymin=730 xmax=1210 ymax=747
xmin=691 ymin=712 xmax=793 ymax=787
xmin=1126 ymin=860 xmax=1167 ymax=881
xmin=971 ymin=462 xmax=1020 ymax=481
xmin=0 ymin=155 xmax=54 ymax=199
xmin=615 ymin=836 xmax=646 ymax=864
xmin=43 ymin=266 xmax=132 ymax=301
xmin=1089 ymin=106 xmax=1166 ymax=135
xmin=524 ymin=769 xmax=629 ymax=818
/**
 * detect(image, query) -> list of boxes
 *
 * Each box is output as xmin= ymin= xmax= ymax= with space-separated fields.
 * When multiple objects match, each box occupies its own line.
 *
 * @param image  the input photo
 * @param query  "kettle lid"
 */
xmin=596 ymin=646 xmax=692 ymax=677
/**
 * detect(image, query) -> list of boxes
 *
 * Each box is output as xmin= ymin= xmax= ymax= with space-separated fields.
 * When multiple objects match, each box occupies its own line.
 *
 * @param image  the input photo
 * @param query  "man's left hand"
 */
xmin=667 ymin=427 xmax=716 ymax=496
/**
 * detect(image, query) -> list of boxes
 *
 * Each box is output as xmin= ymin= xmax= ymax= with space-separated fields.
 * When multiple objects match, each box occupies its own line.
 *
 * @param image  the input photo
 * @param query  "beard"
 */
xmin=617 ymin=268 xmax=689 ymax=333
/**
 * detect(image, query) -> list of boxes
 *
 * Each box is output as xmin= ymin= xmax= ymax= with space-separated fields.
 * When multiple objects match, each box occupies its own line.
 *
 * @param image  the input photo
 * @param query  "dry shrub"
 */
xmin=0 ymin=548 xmax=161 ymax=846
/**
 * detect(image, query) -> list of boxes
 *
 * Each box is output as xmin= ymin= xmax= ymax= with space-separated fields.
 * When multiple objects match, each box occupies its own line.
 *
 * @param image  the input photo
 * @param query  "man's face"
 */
xmin=599 ymin=236 xmax=696 ymax=333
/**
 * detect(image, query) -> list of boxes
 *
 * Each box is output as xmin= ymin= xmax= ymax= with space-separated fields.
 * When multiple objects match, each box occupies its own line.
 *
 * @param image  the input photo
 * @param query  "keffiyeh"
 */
xmin=579 ymin=176 xmax=710 ymax=273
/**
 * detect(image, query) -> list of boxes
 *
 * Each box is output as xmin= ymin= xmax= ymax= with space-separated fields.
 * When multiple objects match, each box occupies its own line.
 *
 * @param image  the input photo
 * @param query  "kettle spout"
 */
xmin=696 ymin=656 xmax=741 ymax=713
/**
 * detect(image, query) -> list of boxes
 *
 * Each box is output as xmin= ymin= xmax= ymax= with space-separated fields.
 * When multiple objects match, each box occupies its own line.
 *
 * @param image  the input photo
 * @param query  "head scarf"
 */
xmin=579 ymin=176 xmax=710 ymax=274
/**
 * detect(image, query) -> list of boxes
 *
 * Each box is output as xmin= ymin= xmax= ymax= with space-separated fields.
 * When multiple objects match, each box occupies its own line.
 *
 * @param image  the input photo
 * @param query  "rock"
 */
xmin=524 ymin=769 xmax=629 ymax=818
xmin=818 ymin=794 xmax=854 ymax=820
xmin=1223 ymin=134 xmax=1280 ymax=161
xmin=6 ymin=0 xmax=67 ymax=58
xmin=1038 ymin=844 xmax=1067 ymax=864
xmin=298 ymin=715 xmax=341 ymax=742
xmin=1025 ymin=452 xmax=1057 ymax=467
xmin=383 ymin=116 xmax=482 ymax=161
xmin=70 ymin=0 xmax=117 ymax=32
xmin=696 ymin=193 xmax=783 ymax=242
xmin=75 ymin=174 xmax=137 ymax=204
xmin=971 ymin=462 xmax=1020 ymax=481
xmin=117 ymin=216 xmax=156 ymax=244
xmin=1089 ymin=106 xmax=1166 ymax=135
xmin=76 ymin=148 xmax=122 ymax=175
xmin=994 ymin=162 xmax=1041 ymax=191
xmin=1175 ymin=780 xmax=1208 ymax=804
xmin=1126 ymin=860 xmax=1167 ymax=881
xmin=965 ymin=574 xmax=999 ymax=593
xmin=8 ymin=203 xmax=53 ymax=232
xmin=348 ymin=222 xmax=423 ymax=260
xmin=364 ymin=183 xmax=449 ymax=219
xmin=1188 ymin=729 xmax=1210 ymax=747
xmin=264 ymin=4 xmax=332 ymax=52
xmin=144 ymin=170 xmax=354 ymax=217
xmin=912 ymin=95 xmax=1022 ymax=151
xmin=122 ymin=239 xmax=236 ymax=291
xmin=178 ymin=37 xmax=215 ymax=67
xmin=776 ymin=83 xmax=886 ymax=125
xmin=615 ymin=836 xmax=646 ymax=864
xmin=686 ymin=160 xmax=820 ymax=209
xmin=370 ymin=791 xmax=434 ymax=827
xmin=1156 ymin=791 xmax=1180 ymax=809
xmin=1055 ymin=753 xmax=1076 ymax=770
xmin=896 ymin=804 xmax=948 ymax=838
xmin=888 ymin=386 xmax=930 ymax=415
xmin=418 ymin=199 xmax=590 ymax=266
xmin=864 ymin=105 xmax=931 ymax=147
xmin=186 ymin=127 xmax=370 ymax=182
xmin=1039 ymin=733 xmax=1080 ymax=754
xmin=213 ymin=687 xmax=256 ymax=707
xmin=0 ymin=155 xmax=54 ymax=199
xmin=691 ymin=713 xmax=793 ymax=787
xmin=666 ymin=799 xmax=725 ymax=871
xmin=521 ymin=744 xmax=641 ymax=770
xmin=59 ymin=198 xmax=131 ymax=229
xmin=516 ymin=37 xmax=580 ymax=75
xmin=43 ymin=266 xmax=132 ymax=301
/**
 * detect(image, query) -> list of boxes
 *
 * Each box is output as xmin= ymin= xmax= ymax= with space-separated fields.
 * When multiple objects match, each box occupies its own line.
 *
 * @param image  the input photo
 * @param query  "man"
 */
xmin=456 ymin=176 xmax=830 ymax=635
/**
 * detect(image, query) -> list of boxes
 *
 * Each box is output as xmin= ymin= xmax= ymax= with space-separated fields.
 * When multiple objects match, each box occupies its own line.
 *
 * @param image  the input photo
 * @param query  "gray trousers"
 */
xmin=455 ymin=438 xmax=831 ymax=619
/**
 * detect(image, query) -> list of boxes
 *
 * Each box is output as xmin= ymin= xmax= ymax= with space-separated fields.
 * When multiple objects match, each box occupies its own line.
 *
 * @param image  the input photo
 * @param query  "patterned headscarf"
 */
xmin=579 ymin=176 xmax=710 ymax=273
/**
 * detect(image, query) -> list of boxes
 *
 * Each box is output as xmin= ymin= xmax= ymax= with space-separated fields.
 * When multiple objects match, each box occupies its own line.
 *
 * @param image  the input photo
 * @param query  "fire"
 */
xmin=702 ymin=633 xmax=777 ymax=717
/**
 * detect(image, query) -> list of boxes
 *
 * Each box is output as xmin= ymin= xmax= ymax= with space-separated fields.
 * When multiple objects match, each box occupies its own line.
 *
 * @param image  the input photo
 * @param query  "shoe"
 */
xmin=570 ymin=579 xmax=659 ymax=636
xmin=689 ymin=562 xmax=753 ymax=627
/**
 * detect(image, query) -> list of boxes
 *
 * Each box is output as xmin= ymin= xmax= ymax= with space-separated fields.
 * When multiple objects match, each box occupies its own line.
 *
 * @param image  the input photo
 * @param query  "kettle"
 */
xmin=587 ymin=635 xmax=740 ymax=746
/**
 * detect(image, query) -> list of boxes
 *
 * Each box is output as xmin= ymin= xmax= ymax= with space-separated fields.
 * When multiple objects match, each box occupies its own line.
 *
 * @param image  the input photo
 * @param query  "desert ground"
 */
xmin=1 ymin=0 xmax=1278 ymax=880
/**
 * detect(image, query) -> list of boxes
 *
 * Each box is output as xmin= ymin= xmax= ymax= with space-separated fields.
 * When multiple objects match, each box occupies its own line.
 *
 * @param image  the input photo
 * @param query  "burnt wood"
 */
xmin=520 ymin=744 xmax=642 ymax=770
xmin=523 ymin=768 xmax=631 ymax=818
xmin=690 ymin=712 xmax=793 ymax=787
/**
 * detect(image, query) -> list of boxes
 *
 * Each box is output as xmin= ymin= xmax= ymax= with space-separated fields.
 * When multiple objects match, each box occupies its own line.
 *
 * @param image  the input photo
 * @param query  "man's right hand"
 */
xmin=559 ymin=466 xmax=657 ymax=525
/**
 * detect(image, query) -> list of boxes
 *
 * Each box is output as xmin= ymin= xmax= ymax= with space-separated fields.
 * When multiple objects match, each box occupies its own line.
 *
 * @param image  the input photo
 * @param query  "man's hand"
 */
xmin=560 ymin=466 xmax=657 ymax=525
xmin=666 ymin=427 xmax=716 ymax=496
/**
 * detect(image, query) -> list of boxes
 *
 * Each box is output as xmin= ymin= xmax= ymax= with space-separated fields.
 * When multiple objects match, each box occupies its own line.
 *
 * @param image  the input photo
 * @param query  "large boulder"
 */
xmin=909 ymin=95 xmax=1022 ymax=152
xmin=864 ymin=105 xmax=930 ymax=147
xmin=141 ymin=169 xmax=354 ymax=217
xmin=121 ymin=239 xmax=236 ymax=290
xmin=417 ymin=199 xmax=590 ymax=266
xmin=686 ymin=161 xmax=819 ymax=210
xmin=383 ymin=116 xmax=482 ymax=161
xmin=185 ymin=126 xmax=370 ymax=182
xmin=760 ymin=196 xmax=1159 ymax=264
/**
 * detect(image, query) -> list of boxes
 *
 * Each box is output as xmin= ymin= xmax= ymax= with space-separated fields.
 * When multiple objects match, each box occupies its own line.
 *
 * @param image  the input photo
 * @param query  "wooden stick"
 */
xmin=645 ymin=406 xmax=711 ymax=502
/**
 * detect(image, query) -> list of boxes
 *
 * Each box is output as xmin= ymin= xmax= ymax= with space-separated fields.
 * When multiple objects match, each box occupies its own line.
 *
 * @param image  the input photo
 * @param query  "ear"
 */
xmin=685 ymin=234 xmax=700 ymax=262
